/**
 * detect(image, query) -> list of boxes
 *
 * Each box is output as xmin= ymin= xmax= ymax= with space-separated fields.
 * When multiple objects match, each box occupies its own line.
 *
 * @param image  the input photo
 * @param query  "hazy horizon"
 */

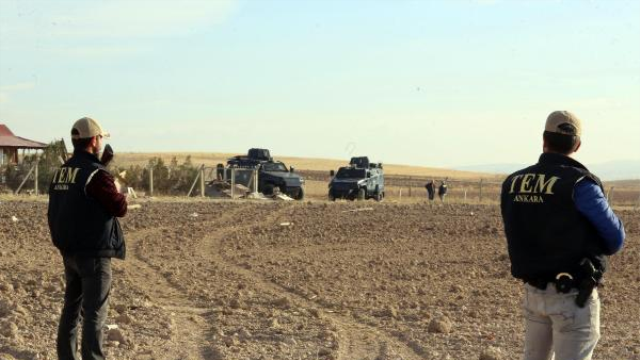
xmin=1 ymin=0 xmax=639 ymax=169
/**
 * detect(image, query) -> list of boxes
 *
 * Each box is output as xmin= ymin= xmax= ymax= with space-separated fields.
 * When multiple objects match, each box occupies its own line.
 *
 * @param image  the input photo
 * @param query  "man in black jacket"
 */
xmin=438 ymin=179 xmax=448 ymax=202
xmin=48 ymin=117 xmax=127 ymax=360
xmin=501 ymin=111 xmax=625 ymax=360
xmin=425 ymin=179 xmax=435 ymax=201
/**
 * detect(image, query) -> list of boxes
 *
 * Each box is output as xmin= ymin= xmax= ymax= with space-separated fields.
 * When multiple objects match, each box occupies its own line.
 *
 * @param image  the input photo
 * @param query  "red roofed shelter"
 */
xmin=0 ymin=124 xmax=47 ymax=165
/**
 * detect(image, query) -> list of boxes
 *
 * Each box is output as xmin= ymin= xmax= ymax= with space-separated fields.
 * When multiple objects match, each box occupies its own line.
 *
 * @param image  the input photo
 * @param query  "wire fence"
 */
xmin=300 ymin=170 xmax=640 ymax=207
xmin=380 ymin=178 xmax=640 ymax=208
xmin=0 ymin=161 xmax=261 ymax=198
xmin=2 ymin=162 xmax=639 ymax=209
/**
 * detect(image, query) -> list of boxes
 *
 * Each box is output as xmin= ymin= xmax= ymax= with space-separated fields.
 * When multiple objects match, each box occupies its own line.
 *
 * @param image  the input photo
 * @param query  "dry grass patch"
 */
xmin=114 ymin=152 xmax=499 ymax=180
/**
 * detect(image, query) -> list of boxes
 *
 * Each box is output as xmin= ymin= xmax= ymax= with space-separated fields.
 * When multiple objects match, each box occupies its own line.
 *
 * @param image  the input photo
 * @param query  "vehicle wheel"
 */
xmin=263 ymin=184 xmax=274 ymax=196
xmin=328 ymin=190 xmax=336 ymax=201
xmin=357 ymin=188 xmax=366 ymax=201
xmin=295 ymin=187 xmax=305 ymax=201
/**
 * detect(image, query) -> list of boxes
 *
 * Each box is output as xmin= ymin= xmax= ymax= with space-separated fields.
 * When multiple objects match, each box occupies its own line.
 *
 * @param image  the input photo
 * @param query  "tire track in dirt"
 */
xmin=200 ymin=205 xmax=425 ymax=360
xmin=120 ymin=206 xmax=246 ymax=359
xmin=123 ymin=202 xmax=424 ymax=359
xmin=123 ymin=226 xmax=215 ymax=358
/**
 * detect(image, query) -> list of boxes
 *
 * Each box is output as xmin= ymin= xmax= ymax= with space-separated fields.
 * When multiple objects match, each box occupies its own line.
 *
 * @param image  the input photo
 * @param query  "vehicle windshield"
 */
xmin=335 ymin=168 xmax=366 ymax=179
xmin=262 ymin=162 xmax=288 ymax=172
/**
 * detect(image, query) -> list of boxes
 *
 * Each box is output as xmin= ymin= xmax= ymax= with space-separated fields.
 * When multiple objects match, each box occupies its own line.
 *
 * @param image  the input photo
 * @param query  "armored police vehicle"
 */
xmin=221 ymin=148 xmax=305 ymax=200
xmin=328 ymin=156 xmax=384 ymax=201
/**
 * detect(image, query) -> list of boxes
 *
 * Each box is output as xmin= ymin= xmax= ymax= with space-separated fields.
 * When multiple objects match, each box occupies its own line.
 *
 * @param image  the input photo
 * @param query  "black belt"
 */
xmin=525 ymin=273 xmax=578 ymax=293
xmin=525 ymin=278 xmax=550 ymax=290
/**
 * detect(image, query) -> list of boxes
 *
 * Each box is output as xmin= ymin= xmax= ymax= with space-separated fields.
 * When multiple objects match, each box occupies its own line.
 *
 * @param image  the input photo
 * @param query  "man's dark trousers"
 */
xmin=57 ymin=255 xmax=112 ymax=360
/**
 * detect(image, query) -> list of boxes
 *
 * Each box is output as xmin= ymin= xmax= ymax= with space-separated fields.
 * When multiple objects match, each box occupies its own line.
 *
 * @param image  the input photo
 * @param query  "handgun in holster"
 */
xmin=575 ymin=258 xmax=601 ymax=308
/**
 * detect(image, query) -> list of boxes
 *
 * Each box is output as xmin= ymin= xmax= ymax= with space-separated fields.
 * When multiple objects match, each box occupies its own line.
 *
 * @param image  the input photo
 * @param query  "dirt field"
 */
xmin=1 ymin=199 xmax=638 ymax=360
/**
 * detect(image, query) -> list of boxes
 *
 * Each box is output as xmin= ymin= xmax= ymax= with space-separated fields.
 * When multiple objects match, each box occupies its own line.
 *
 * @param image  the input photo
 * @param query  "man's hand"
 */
xmin=101 ymin=144 xmax=114 ymax=166
xmin=114 ymin=178 xmax=123 ymax=194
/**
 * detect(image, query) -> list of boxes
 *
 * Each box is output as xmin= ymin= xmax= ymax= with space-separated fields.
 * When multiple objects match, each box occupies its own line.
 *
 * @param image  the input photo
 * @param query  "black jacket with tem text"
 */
xmin=48 ymin=151 xmax=126 ymax=259
xmin=501 ymin=153 xmax=607 ymax=282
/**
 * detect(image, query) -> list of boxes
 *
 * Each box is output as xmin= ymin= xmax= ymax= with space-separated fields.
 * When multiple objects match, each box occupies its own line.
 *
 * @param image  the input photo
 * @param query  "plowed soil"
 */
xmin=1 ymin=199 xmax=638 ymax=360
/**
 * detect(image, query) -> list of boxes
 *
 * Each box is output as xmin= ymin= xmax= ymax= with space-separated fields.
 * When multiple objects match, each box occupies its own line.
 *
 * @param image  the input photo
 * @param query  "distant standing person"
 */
xmin=48 ymin=117 xmax=128 ymax=360
xmin=216 ymin=163 xmax=225 ymax=181
xmin=438 ymin=179 xmax=448 ymax=202
xmin=500 ymin=111 xmax=625 ymax=360
xmin=425 ymin=179 xmax=435 ymax=201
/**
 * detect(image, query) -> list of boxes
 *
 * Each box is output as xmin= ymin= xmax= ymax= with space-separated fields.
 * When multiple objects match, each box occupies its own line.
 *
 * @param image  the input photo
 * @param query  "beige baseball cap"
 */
xmin=71 ymin=117 xmax=110 ymax=139
xmin=545 ymin=110 xmax=582 ymax=137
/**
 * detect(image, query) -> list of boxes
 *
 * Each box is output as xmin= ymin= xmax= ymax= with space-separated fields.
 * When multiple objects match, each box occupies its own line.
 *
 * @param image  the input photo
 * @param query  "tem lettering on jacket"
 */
xmin=508 ymin=174 xmax=560 ymax=203
xmin=51 ymin=167 xmax=81 ymax=191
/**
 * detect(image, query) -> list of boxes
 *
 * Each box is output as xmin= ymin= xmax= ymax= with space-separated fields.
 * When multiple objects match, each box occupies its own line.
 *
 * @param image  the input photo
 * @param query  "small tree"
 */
xmin=111 ymin=155 xmax=202 ymax=195
xmin=148 ymin=157 xmax=170 ymax=194
xmin=2 ymin=142 xmax=64 ymax=194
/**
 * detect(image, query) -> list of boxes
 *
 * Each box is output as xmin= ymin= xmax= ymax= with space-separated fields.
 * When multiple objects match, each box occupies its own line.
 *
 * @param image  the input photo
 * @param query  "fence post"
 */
xmin=200 ymin=165 xmax=205 ymax=197
xmin=149 ymin=166 xmax=154 ymax=197
xmin=479 ymin=179 xmax=483 ymax=203
xmin=399 ymin=188 xmax=402 ymax=202
xmin=34 ymin=160 xmax=39 ymax=196
xmin=187 ymin=166 xmax=202 ymax=197
xmin=231 ymin=168 xmax=236 ymax=198
xmin=15 ymin=164 xmax=36 ymax=195
xmin=464 ymin=188 xmax=467 ymax=204
xmin=606 ymin=186 xmax=615 ymax=205
xmin=253 ymin=169 xmax=259 ymax=193
xmin=246 ymin=168 xmax=255 ymax=193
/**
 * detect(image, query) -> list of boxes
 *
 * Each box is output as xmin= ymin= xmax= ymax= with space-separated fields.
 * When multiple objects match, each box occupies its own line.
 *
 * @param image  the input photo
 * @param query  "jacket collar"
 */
xmin=72 ymin=149 xmax=102 ymax=164
xmin=538 ymin=152 xmax=589 ymax=171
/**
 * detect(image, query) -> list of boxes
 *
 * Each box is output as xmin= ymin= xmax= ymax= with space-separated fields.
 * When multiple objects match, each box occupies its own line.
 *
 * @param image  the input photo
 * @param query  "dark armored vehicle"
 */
xmin=222 ymin=148 xmax=305 ymax=200
xmin=328 ymin=156 xmax=384 ymax=201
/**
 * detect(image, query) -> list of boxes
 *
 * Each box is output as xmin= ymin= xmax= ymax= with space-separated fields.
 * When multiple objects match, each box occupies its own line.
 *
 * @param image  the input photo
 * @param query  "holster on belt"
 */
xmin=575 ymin=258 xmax=601 ymax=308
xmin=524 ymin=257 xmax=602 ymax=308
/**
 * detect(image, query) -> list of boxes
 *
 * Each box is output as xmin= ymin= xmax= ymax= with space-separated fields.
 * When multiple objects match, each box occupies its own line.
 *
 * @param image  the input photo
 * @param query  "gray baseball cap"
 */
xmin=71 ymin=117 xmax=110 ymax=139
xmin=545 ymin=111 xmax=582 ymax=137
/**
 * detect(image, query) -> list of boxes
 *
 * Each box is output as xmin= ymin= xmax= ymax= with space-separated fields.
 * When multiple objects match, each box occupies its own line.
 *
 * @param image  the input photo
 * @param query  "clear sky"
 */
xmin=1 ymin=0 xmax=639 ymax=168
